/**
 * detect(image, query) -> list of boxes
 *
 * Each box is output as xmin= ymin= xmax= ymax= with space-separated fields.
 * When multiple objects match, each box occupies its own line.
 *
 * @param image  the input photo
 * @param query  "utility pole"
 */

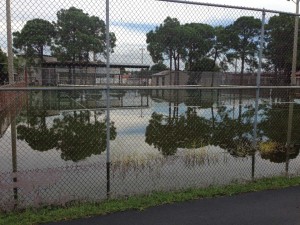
xmin=140 ymin=48 xmax=145 ymax=64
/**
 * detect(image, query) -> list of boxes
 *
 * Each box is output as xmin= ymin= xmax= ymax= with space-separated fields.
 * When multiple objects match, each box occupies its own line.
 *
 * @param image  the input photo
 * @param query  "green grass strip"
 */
xmin=1 ymin=176 xmax=300 ymax=225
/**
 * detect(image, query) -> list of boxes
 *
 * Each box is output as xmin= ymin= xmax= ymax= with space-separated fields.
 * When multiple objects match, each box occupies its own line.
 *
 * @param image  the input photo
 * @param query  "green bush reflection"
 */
xmin=145 ymin=101 xmax=300 ymax=163
xmin=257 ymin=104 xmax=300 ymax=163
xmin=17 ymin=109 xmax=116 ymax=162
xmin=145 ymin=108 xmax=211 ymax=156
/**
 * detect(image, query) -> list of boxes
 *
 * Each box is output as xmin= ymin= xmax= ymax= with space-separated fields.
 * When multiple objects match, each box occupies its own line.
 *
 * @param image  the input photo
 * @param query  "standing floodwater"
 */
xmin=1 ymin=89 xmax=300 ymax=210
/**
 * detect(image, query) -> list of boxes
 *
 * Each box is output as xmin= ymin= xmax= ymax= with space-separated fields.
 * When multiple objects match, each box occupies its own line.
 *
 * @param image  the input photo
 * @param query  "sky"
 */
xmin=0 ymin=0 xmax=298 ymax=69
xmin=177 ymin=0 xmax=297 ymax=13
xmin=109 ymin=0 xmax=298 ymax=67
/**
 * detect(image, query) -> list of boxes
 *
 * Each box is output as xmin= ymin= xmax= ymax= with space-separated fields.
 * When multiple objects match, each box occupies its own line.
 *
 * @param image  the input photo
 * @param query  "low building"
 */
xmin=16 ymin=55 xmax=150 ymax=86
xmin=151 ymin=70 xmax=188 ymax=86
xmin=40 ymin=59 xmax=149 ymax=86
xmin=150 ymin=70 xmax=224 ymax=86
xmin=151 ymin=70 xmax=291 ymax=86
xmin=295 ymin=71 xmax=300 ymax=86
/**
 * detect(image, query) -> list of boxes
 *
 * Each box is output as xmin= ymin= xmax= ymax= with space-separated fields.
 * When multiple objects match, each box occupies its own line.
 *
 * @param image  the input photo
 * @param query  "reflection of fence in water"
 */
xmin=0 ymin=82 xmax=27 ymax=137
xmin=25 ymin=90 xmax=150 ymax=111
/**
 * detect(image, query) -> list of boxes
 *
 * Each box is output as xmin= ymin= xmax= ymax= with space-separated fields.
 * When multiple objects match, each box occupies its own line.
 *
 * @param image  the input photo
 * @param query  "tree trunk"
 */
xmin=240 ymin=54 xmax=245 ymax=85
xmin=169 ymin=50 xmax=172 ymax=85
xmin=40 ymin=46 xmax=44 ymax=65
xmin=211 ymin=48 xmax=218 ymax=87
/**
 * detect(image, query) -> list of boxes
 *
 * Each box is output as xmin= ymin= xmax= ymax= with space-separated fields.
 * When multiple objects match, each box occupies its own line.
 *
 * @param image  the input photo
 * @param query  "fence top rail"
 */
xmin=1 ymin=85 xmax=300 ymax=91
xmin=157 ymin=0 xmax=299 ymax=16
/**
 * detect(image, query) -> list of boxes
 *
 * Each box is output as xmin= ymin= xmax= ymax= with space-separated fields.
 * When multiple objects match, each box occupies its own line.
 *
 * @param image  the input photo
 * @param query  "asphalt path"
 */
xmin=45 ymin=186 xmax=300 ymax=225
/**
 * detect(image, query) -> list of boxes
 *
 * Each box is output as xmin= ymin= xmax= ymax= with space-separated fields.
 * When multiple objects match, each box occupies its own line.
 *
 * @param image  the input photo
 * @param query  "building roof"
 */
xmin=151 ymin=70 xmax=187 ymax=77
xmin=43 ymin=56 xmax=58 ymax=63
xmin=151 ymin=70 xmax=170 ymax=76
xmin=42 ymin=61 xmax=150 ymax=69
xmin=16 ymin=54 xmax=150 ymax=69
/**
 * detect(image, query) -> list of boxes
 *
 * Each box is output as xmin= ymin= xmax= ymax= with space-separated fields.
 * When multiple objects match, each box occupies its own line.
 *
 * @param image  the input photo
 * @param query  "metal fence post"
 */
xmin=252 ymin=10 xmax=266 ymax=180
xmin=105 ymin=0 xmax=111 ymax=198
xmin=6 ymin=0 xmax=18 ymax=208
xmin=286 ymin=6 xmax=299 ymax=177
xmin=6 ymin=0 xmax=14 ymax=84
xmin=286 ymin=96 xmax=294 ymax=176
xmin=10 ymin=111 xmax=18 ymax=208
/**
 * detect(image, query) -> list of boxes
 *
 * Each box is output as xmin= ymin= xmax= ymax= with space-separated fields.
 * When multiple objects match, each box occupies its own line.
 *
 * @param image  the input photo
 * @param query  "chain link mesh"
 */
xmin=1 ymin=0 xmax=300 ymax=211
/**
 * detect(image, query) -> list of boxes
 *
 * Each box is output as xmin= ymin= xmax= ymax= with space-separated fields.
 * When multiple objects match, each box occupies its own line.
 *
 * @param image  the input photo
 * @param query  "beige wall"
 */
xmin=151 ymin=71 xmax=188 ymax=86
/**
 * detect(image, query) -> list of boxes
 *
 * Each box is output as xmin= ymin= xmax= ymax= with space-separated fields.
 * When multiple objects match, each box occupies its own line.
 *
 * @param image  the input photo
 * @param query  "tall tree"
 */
xmin=150 ymin=62 xmax=168 ymax=72
xmin=182 ymin=23 xmax=215 ymax=71
xmin=146 ymin=17 xmax=184 ymax=71
xmin=186 ymin=57 xmax=220 ymax=85
xmin=13 ymin=19 xmax=55 ymax=65
xmin=0 ymin=48 xmax=8 ymax=84
xmin=0 ymin=48 xmax=7 ymax=61
xmin=264 ymin=14 xmax=298 ymax=84
xmin=210 ymin=26 xmax=231 ymax=72
xmin=185 ymin=25 xmax=226 ymax=85
xmin=53 ymin=7 xmax=116 ymax=63
xmin=224 ymin=16 xmax=261 ymax=84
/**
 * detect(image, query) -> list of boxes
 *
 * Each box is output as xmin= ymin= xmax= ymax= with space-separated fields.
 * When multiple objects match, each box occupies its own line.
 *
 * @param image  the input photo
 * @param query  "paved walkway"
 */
xmin=46 ymin=186 xmax=300 ymax=225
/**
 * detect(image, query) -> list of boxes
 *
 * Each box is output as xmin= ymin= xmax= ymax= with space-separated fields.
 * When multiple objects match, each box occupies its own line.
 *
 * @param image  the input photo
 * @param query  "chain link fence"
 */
xmin=1 ymin=0 xmax=300 ymax=211
xmin=1 ymin=0 xmax=299 ymax=86
xmin=1 ymin=86 xmax=300 ymax=211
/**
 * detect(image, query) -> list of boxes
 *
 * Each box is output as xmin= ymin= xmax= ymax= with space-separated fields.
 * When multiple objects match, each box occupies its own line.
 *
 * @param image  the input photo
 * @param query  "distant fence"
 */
xmin=0 ymin=82 xmax=26 ymax=112
xmin=0 ymin=82 xmax=26 ymax=142
xmin=13 ymin=68 xmax=291 ymax=87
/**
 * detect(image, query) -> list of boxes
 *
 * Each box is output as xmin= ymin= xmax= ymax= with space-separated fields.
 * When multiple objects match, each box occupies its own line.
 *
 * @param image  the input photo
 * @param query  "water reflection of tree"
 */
xmin=145 ymin=112 xmax=179 ymax=155
xmin=185 ymin=89 xmax=215 ymax=109
xmin=145 ymin=108 xmax=211 ymax=156
xmin=17 ymin=109 xmax=57 ymax=151
xmin=259 ymin=141 xmax=299 ymax=163
xmin=258 ymin=104 xmax=300 ymax=163
xmin=178 ymin=108 xmax=211 ymax=148
xmin=110 ymin=90 xmax=126 ymax=107
xmin=145 ymin=100 xmax=260 ymax=158
xmin=146 ymin=96 xmax=300 ymax=163
xmin=17 ymin=109 xmax=116 ymax=162
xmin=52 ymin=111 xmax=116 ymax=161
xmin=210 ymin=105 xmax=256 ymax=157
